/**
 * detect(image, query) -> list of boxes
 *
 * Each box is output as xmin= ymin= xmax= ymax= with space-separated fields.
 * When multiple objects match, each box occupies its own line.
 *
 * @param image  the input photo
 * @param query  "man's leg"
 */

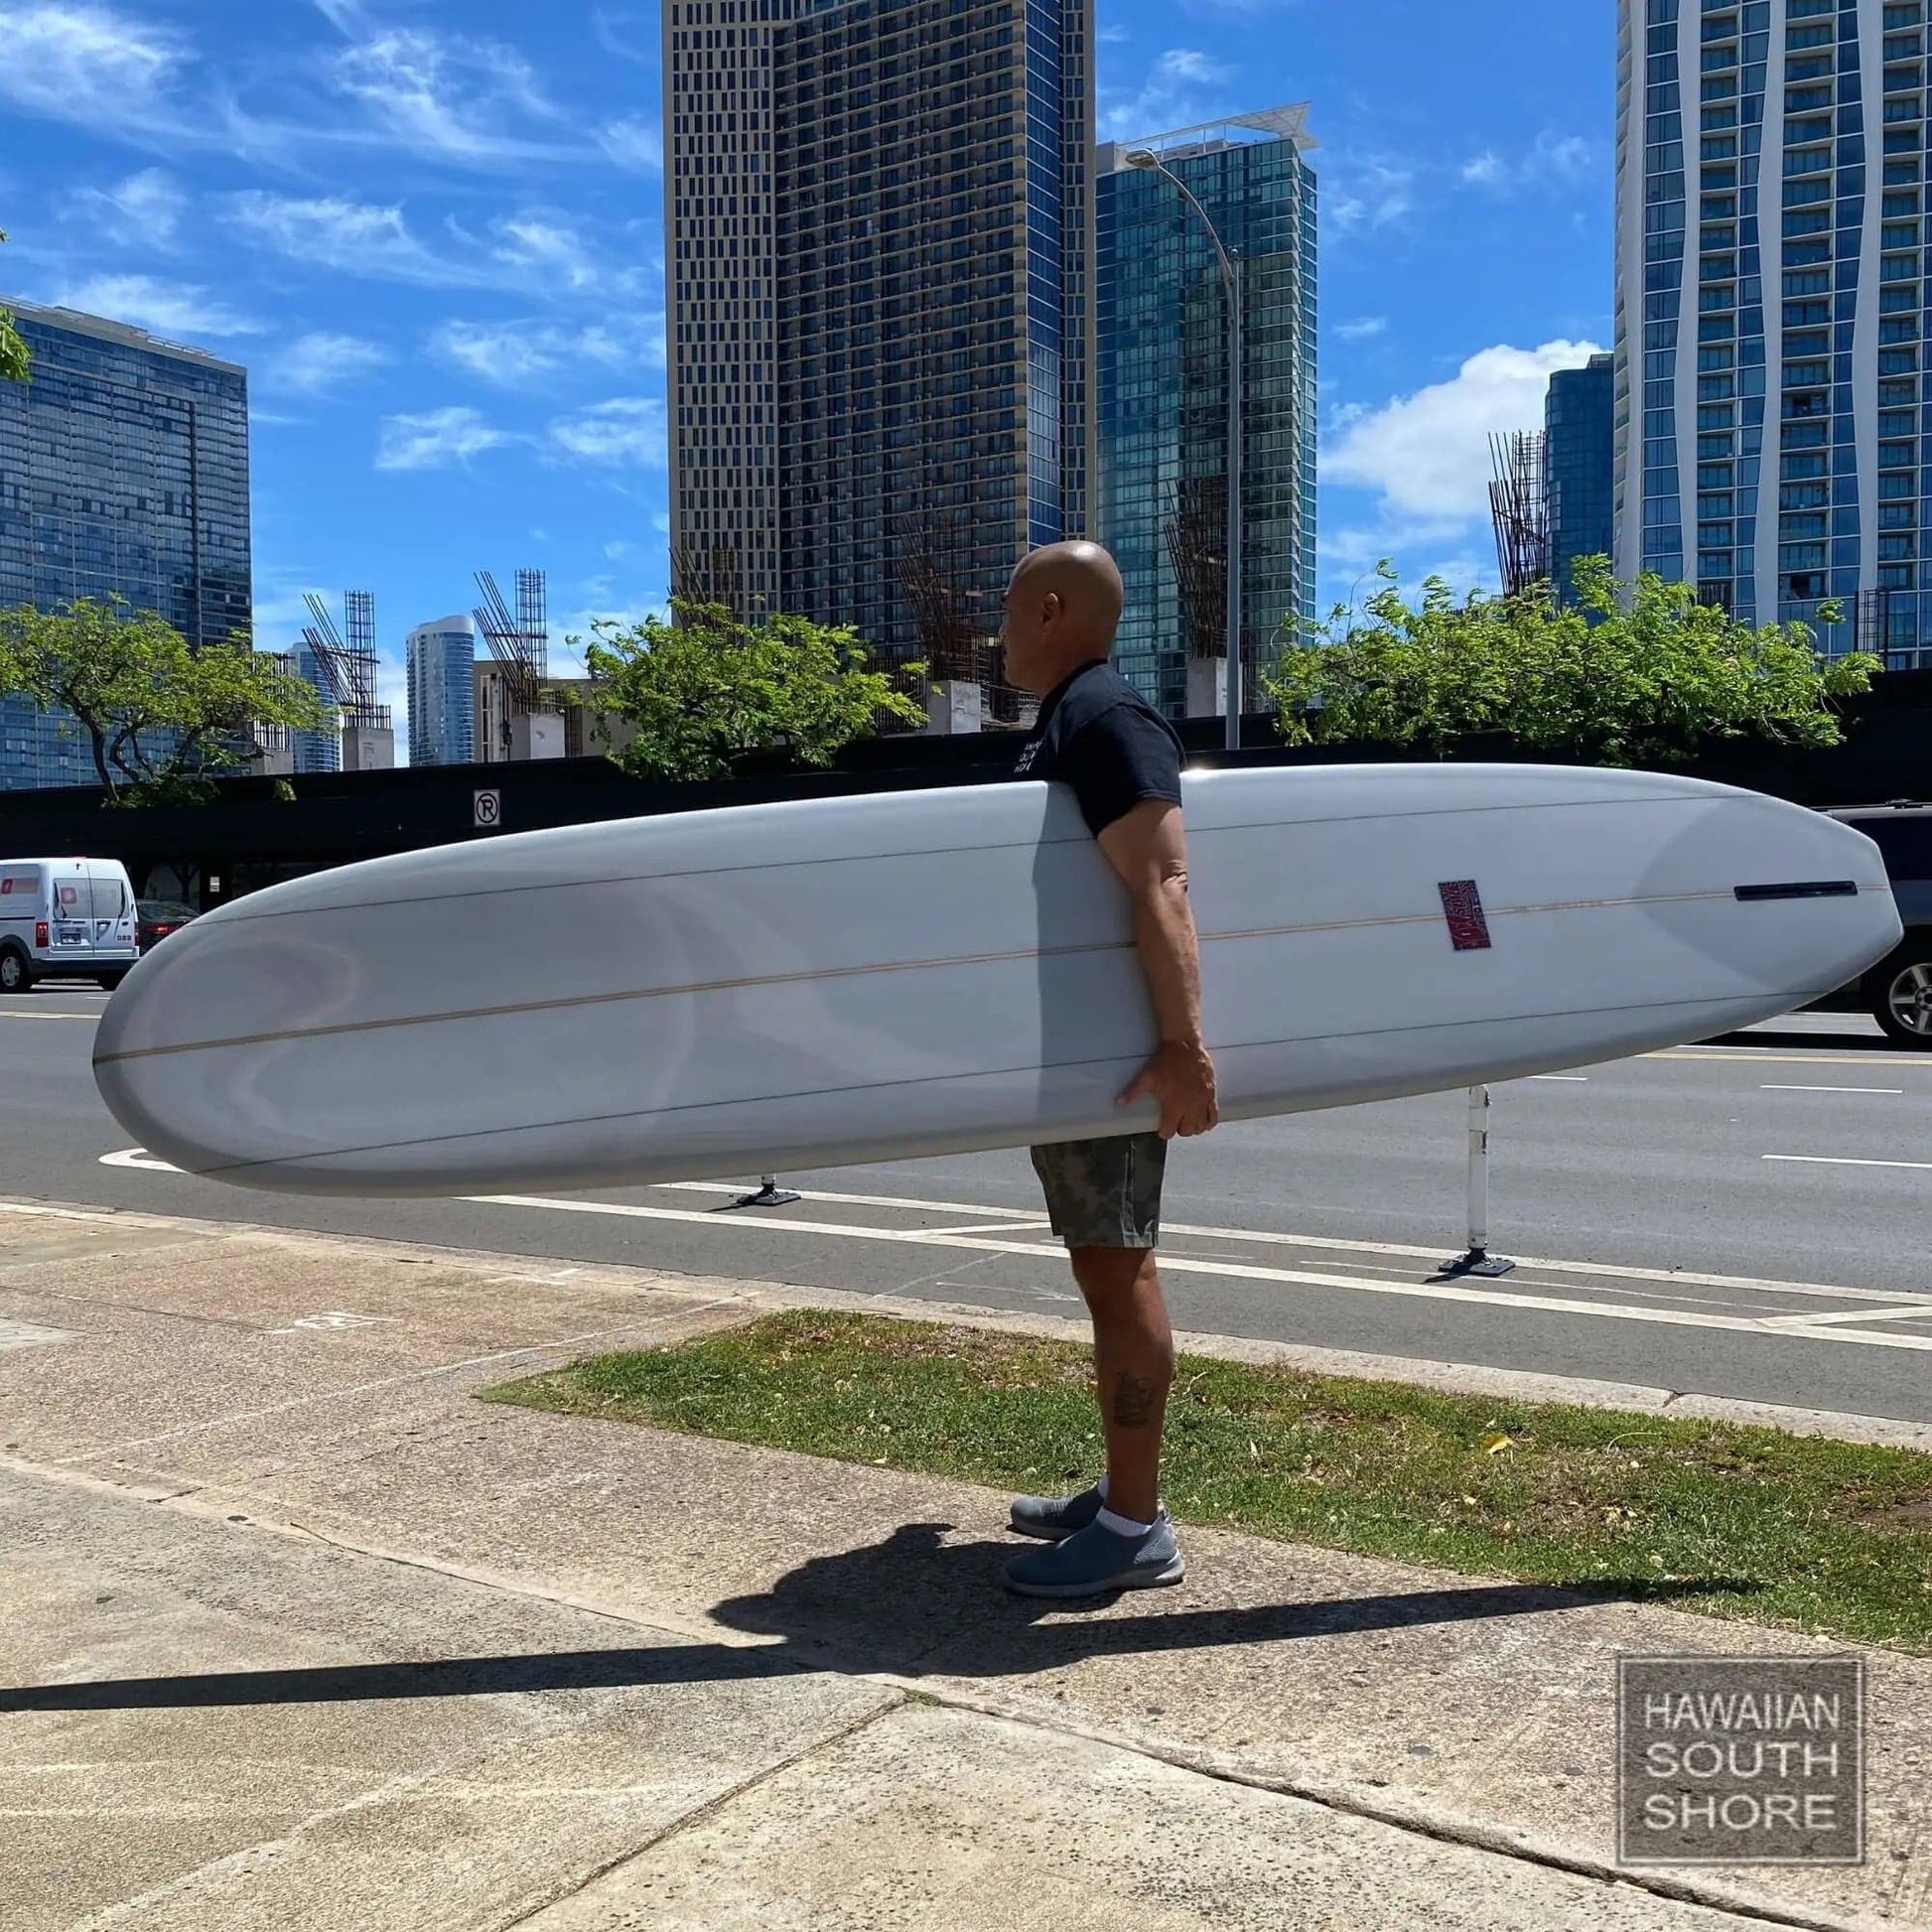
xmin=1004 ymin=1134 xmax=1184 ymax=1594
xmin=1068 ymin=1244 xmax=1173 ymax=1527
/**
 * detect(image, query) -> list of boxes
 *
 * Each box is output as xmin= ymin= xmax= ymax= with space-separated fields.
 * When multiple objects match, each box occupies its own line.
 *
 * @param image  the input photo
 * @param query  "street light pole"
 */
xmin=1125 ymin=150 xmax=1243 ymax=752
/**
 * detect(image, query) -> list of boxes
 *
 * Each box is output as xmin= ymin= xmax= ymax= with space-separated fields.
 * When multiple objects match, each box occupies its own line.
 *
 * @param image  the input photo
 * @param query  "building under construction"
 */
xmin=1488 ymin=432 xmax=1551 ymax=599
xmin=471 ymin=569 xmax=559 ymax=762
xmin=297 ymin=590 xmax=394 ymax=770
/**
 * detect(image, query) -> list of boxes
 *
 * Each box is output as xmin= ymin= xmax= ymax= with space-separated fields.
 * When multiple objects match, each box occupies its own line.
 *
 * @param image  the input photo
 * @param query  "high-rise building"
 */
xmin=287 ymin=640 xmax=343 ymax=774
xmin=663 ymin=0 xmax=1095 ymax=690
xmin=0 ymin=300 xmax=251 ymax=788
xmin=1095 ymin=112 xmax=1318 ymax=720
xmin=406 ymin=616 xmax=477 ymax=767
xmin=1546 ymin=352 xmax=1616 ymax=606
xmin=1615 ymin=0 xmax=1931 ymax=665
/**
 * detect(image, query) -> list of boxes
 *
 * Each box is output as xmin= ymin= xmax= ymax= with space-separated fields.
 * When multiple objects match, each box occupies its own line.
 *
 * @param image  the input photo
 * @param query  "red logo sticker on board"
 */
xmin=1439 ymin=880 xmax=1492 ymax=952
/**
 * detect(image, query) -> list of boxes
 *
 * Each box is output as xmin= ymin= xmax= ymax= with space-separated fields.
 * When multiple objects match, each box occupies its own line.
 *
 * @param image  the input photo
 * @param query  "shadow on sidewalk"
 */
xmin=0 ymin=1522 xmax=1752 ymax=1716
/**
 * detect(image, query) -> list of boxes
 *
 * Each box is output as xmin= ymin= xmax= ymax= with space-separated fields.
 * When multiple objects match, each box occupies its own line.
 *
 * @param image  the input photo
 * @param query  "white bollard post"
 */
xmin=1440 ymin=1083 xmax=1515 ymax=1278
xmin=1466 ymin=1083 xmax=1490 ymax=1257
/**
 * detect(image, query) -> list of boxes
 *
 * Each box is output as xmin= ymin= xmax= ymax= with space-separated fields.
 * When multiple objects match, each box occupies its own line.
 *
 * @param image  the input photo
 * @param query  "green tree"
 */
xmin=0 ymin=598 xmax=330 ymax=802
xmin=576 ymin=601 xmax=925 ymax=781
xmin=1 ymin=226 xmax=28 ymax=385
xmin=1262 ymin=557 xmax=1878 ymax=766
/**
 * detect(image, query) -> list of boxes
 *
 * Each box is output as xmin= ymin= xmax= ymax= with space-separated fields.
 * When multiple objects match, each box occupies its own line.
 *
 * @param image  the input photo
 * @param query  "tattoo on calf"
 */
xmin=1112 ymin=1373 xmax=1160 ymax=1428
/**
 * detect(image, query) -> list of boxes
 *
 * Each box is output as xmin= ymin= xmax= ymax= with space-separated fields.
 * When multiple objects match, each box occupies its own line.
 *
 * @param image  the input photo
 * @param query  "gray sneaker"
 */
xmin=1003 ymin=1510 xmax=1185 ymax=1598
xmin=1009 ymin=1482 xmax=1105 ymax=1541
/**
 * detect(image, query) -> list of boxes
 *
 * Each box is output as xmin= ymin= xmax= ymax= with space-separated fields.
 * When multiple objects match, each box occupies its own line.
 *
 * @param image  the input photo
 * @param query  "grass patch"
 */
xmin=483 ymin=1311 xmax=1932 ymax=1653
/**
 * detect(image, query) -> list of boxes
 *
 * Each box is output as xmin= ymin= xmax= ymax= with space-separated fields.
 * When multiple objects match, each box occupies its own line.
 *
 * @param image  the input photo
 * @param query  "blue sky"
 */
xmin=0 ymin=0 xmax=1612 ymax=756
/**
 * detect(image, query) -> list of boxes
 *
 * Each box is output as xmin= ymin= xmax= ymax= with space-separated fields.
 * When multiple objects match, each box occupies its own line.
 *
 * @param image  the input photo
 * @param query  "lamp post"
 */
xmin=1124 ymin=148 xmax=1243 ymax=752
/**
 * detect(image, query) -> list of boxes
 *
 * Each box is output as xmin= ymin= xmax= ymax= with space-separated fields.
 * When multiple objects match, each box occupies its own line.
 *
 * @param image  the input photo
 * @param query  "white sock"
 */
xmin=1094 ymin=1472 xmax=1109 ymax=1500
xmin=1096 ymin=1504 xmax=1155 ymax=1538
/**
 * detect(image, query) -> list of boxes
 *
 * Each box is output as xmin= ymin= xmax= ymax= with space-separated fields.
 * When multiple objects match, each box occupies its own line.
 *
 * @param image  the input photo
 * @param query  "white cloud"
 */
xmin=1097 ymin=21 xmax=1132 ymax=43
xmin=1461 ymin=133 xmax=1598 ymax=195
xmin=591 ymin=8 xmax=655 ymax=63
xmin=223 ymin=193 xmax=473 ymax=286
xmin=1324 ymin=339 xmax=1604 ymax=522
xmin=267 ymin=332 xmax=390 ymax=395
xmin=68 ymin=167 xmax=186 ymax=247
xmin=546 ymin=397 xmax=666 ymax=469
xmin=1325 ymin=156 xmax=1415 ymax=232
xmin=49 ymin=273 xmax=262 ymax=340
xmin=1101 ymin=47 xmax=1231 ymax=141
xmin=0 ymin=2 xmax=186 ymax=127
xmin=327 ymin=27 xmax=571 ymax=165
xmin=599 ymin=116 xmax=662 ymax=173
xmin=491 ymin=214 xmax=600 ymax=293
xmin=1335 ymin=316 xmax=1387 ymax=343
xmin=376 ymin=405 xmax=508 ymax=471
xmin=430 ymin=315 xmax=665 ymax=385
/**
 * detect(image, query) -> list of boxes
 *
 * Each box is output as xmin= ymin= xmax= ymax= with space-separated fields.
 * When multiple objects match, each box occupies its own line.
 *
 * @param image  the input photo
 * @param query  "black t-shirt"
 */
xmin=1013 ymin=661 xmax=1184 ymax=836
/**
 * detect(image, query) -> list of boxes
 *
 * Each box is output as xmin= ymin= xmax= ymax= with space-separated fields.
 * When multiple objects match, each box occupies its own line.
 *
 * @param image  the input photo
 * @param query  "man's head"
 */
xmin=1000 ymin=541 xmax=1125 ymax=696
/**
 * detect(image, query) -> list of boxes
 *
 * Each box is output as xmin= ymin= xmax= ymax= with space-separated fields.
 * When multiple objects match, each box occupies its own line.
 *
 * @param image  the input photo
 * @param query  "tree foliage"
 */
xmin=577 ymin=601 xmax=925 ymax=781
xmin=0 ymin=226 xmax=28 ymax=385
xmin=1262 ymin=557 xmax=1878 ymax=766
xmin=0 ymin=599 xmax=330 ymax=802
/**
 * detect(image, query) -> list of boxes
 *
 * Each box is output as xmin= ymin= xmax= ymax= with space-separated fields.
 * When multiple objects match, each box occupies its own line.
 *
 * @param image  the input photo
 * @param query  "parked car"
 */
xmin=137 ymin=898 xmax=199 ymax=954
xmin=0 ymin=857 xmax=142 ymax=993
xmin=1815 ymin=802 xmax=1932 ymax=1046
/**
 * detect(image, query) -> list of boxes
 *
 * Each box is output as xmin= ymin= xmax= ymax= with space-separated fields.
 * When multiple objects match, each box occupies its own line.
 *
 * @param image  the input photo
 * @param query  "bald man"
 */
xmin=997 ymin=540 xmax=1219 ymax=1599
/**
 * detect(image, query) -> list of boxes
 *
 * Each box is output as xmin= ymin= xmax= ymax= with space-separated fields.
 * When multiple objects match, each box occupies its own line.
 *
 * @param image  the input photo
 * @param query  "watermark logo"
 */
xmin=1617 ymin=1655 xmax=1864 ymax=1866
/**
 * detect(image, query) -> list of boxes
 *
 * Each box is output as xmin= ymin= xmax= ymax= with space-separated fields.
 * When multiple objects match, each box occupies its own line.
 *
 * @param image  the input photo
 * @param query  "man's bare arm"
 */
xmin=1097 ymin=798 xmax=1219 ymax=1139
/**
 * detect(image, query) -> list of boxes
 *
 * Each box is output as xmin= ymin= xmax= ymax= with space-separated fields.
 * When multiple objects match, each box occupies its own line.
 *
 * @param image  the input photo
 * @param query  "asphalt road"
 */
xmin=6 ymin=981 xmax=1930 ymax=1425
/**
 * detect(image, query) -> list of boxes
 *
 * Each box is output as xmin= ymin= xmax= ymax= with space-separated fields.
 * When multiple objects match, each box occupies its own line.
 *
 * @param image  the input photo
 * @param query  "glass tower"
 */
xmin=0 ymin=300 xmax=251 ymax=788
xmin=1095 ymin=112 xmax=1318 ymax=720
xmin=1616 ymin=0 xmax=1932 ymax=665
xmin=405 ymin=616 xmax=478 ymax=767
xmin=663 ymin=0 xmax=1095 ymax=687
xmin=1546 ymin=352 xmax=1617 ymax=605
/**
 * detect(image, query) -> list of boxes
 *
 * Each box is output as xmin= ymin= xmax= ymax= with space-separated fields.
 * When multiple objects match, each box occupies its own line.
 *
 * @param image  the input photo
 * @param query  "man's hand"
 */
xmin=1119 ymin=1037 xmax=1219 ymax=1140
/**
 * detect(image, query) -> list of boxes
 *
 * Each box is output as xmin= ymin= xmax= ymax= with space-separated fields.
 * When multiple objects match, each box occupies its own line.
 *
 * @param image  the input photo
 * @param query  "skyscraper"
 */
xmin=288 ymin=640 xmax=343 ymax=775
xmin=1546 ymin=352 xmax=1616 ymax=606
xmin=1615 ymin=0 xmax=1930 ymax=665
xmin=0 ymin=300 xmax=252 ymax=788
xmin=406 ymin=615 xmax=478 ymax=767
xmin=1095 ymin=112 xmax=1318 ymax=719
xmin=663 ymin=0 xmax=1095 ymax=689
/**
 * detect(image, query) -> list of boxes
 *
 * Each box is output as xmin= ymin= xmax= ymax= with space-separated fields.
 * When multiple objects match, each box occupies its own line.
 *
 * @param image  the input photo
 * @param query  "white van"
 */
xmin=0 ymin=858 xmax=141 ymax=994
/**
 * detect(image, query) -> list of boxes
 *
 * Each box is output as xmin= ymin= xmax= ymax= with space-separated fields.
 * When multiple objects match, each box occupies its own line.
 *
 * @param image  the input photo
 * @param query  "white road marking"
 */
xmin=1761 ymin=1306 xmax=1932 ymax=1329
xmin=0 ymin=1011 xmax=98 ymax=1022
xmin=1659 ymin=1048 xmax=1926 ymax=1068
xmin=99 ymin=1148 xmax=178 ymax=1172
xmin=1530 ymin=1075 xmax=1589 ymax=1082
xmin=468 ymin=1191 xmax=1932 ymax=1354
xmin=1761 ymin=1083 xmax=1905 ymax=1095
xmin=1764 ymin=1154 xmax=1932 ymax=1173
xmin=93 ymin=1151 xmax=1932 ymax=1308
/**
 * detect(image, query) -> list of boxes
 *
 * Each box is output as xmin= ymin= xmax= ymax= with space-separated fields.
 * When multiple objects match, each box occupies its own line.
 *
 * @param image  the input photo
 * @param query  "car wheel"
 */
xmin=0 ymin=949 xmax=32 ymax=996
xmin=1873 ymin=950 xmax=1932 ymax=1049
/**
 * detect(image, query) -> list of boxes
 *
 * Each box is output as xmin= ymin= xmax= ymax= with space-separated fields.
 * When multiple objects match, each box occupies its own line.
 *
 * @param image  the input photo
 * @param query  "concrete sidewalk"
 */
xmin=0 ymin=1197 xmax=1925 ymax=1931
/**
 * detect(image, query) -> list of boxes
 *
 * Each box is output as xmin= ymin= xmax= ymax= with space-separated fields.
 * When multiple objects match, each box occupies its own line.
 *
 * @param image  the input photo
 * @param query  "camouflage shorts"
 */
xmin=1029 ymin=1132 xmax=1168 ymax=1251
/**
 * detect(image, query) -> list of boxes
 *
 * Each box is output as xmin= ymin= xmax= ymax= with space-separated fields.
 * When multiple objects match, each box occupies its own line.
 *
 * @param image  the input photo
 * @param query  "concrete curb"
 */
xmin=5 ymin=1195 xmax=1924 ymax=1454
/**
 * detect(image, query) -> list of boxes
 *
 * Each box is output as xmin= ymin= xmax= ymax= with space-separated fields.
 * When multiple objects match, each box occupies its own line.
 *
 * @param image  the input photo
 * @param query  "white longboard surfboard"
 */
xmin=93 ymin=764 xmax=1900 ymax=1198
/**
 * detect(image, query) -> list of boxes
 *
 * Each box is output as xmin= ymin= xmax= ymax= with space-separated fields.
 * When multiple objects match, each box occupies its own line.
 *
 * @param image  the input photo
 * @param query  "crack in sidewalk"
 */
xmin=490 ymin=1695 xmax=908 ymax=1931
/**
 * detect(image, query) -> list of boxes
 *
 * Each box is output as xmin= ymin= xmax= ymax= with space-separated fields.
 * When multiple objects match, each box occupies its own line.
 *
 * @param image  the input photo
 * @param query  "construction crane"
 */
xmin=299 ymin=591 xmax=390 ymax=729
